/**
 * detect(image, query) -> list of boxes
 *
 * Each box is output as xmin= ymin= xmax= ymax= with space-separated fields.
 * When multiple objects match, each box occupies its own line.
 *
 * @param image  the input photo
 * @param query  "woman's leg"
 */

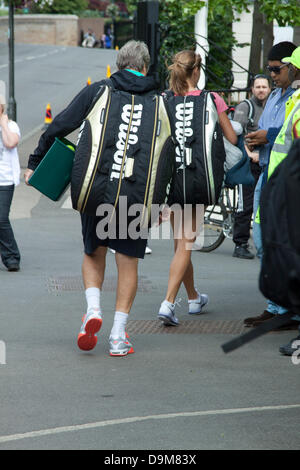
xmin=165 ymin=208 xmax=198 ymax=304
xmin=0 ymin=185 xmax=21 ymax=269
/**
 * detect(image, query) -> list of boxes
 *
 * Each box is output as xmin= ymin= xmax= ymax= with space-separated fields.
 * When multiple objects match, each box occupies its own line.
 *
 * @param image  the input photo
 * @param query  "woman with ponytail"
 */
xmin=158 ymin=50 xmax=237 ymax=326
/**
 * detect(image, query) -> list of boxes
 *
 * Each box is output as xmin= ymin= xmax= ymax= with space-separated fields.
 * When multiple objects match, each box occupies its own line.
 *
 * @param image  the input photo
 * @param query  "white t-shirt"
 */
xmin=0 ymin=121 xmax=21 ymax=186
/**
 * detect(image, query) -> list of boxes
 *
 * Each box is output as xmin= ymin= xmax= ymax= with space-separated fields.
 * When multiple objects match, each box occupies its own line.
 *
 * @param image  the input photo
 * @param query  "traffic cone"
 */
xmin=44 ymin=103 xmax=52 ymax=128
xmin=87 ymin=77 xmax=91 ymax=86
xmin=106 ymin=65 xmax=111 ymax=78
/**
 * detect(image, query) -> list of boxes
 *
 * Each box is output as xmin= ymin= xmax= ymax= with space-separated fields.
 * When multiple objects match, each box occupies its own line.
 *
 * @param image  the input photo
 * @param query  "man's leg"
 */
xmin=252 ymin=172 xmax=264 ymax=259
xmin=114 ymin=252 xmax=138 ymax=314
xmin=78 ymin=246 xmax=107 ymax=351
xmin=233 ymin=162 xmax=261 ymax=259
xmin=232 ymin=183 xmax=255 ymax=257
xmin=109 ymin=252 xmax=138 ymax=356
xmin=82 ymin=245 xmax=107 ymax=290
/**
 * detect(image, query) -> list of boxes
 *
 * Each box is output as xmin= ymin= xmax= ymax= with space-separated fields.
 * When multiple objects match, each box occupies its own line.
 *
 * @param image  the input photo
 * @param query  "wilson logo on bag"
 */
xmin=71 ymin=85 xmax=175 ymax=227
xmin=165 ymin=91 xmax=226 ymax=206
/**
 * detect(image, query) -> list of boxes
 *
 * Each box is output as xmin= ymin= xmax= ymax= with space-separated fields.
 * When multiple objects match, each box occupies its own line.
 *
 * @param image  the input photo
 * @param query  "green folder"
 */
xmin=29 ymin=137 xmax=76 ymax=201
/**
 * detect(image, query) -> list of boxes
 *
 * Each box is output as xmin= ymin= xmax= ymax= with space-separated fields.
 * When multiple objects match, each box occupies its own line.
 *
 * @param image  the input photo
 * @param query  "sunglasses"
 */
xmin=266 ymin=64 xmax=288 ymax=74
xmin=253 ymin=74 xmax=269 ymax=81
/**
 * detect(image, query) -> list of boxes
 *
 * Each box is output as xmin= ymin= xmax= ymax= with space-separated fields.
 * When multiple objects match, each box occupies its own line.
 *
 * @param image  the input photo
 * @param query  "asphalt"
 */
xmin=0 ymin=128 xmax=299 ymax=451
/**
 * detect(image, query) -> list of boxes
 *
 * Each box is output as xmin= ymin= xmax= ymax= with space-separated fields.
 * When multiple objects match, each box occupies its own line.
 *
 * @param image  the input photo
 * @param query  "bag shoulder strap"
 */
xmin=243 ymin=98 xmax=254 ymax=126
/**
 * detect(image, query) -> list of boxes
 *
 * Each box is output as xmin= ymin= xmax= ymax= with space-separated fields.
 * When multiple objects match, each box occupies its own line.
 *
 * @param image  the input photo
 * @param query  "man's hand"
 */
xmin=24 ymin=168 xmax=34 ymax=185
xmin=244 ymin=144 xmax=259 ymax=163
xmin=245 ymin=129 xmax=268 ymax=149
xmin=248 ymin=152 xmax=259 ymax=163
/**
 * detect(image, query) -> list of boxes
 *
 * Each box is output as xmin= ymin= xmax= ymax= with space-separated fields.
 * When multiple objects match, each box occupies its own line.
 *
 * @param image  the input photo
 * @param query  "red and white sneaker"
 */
xmin=77 ymin=310 xmax=103 ymax=351
xmin=109 ymin=333 xmax=134 ymax=357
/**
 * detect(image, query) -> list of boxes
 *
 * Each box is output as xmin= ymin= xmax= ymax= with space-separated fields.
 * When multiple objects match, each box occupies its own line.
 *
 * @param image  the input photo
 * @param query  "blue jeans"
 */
xmin=253 ymin=172 xmax=263 ymax=260
xmin=0 ymin=185 xmax=20 ymax=268
xmin=252 ymin=173 xmax=288 ymax=315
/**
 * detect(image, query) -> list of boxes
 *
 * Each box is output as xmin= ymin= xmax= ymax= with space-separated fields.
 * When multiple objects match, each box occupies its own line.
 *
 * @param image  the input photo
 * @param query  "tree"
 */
xmin=31 ymin=0 xmax=88 ymax=14
xmin=248 ymin=0 xmax=300 ymax=76
xmin=124 ymin=0 xmax=300 ymax=87
xmin=106 ymin=2 xmax=119 ymax=18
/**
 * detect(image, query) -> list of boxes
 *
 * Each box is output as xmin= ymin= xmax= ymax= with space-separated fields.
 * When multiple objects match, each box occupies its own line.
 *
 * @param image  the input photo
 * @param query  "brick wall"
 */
xmin=0 ymin=14 xmax=104 ymax=47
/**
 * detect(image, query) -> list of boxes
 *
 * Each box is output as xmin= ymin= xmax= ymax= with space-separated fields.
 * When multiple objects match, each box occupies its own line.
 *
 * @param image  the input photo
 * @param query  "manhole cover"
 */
xmin=126 ymin=319 xmax=246 ymax=335
xmin=47 ymin=275 xmax=153 ymax=293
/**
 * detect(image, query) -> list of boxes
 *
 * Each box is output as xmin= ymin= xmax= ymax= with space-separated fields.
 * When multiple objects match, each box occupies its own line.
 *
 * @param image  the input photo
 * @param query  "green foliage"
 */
xmin=158 ymin=0 xmax=244 ymax=89
xmin=125 ymin=0 xmax=138 ymax=16
xmin=123 ymin=0 xmax=299 ymax=89
xmin=106 ymin=2 xmax=119 ymax=18
xmin=259 ymin=0 xmax=300 ymax=27
xmin=31 ymin=0 xmax=88 ymax=14
xmin=159 ymin=0 xmax=204 ymax=85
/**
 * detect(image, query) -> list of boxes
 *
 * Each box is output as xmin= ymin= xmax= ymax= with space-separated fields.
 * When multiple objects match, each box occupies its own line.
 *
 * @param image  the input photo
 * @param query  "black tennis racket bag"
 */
xmin=71 ymin=85 xmax=175 ymax=226
xmin=165 ymin=91 xmax=226 ymax=206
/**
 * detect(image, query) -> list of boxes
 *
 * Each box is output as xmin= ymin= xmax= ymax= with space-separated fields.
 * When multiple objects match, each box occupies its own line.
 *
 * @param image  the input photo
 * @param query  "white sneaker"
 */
xmin=158 ymin=299 xmax=180 ymax=326
xmin=109 ymin=335 xmax=134 ymax=356
xmin=188 ymin=290 xmax=209 ymax=315
xmin=77 ymin=309 xmax=103 ymax=351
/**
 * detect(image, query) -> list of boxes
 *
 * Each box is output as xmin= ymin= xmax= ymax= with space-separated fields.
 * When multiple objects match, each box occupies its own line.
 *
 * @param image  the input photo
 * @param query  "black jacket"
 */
xmin=28 ymin=70 xmax=157 ymax=171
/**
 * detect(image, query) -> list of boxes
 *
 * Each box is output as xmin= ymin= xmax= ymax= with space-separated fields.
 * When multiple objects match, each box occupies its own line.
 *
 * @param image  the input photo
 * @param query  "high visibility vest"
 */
xmin=293 ymin=117 xmax=300 ymax=138
xmin=255 ymin=89 xmax=300 ymax=224
xmin=268 ymin=89 xmax=300 ymax=179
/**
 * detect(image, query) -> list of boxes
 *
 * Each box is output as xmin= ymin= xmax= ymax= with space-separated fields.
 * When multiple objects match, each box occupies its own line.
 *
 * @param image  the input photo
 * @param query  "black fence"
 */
xmin=115 ymin=9 xmax=254 ymax=105
xmin=114 ymin=20 xmax=134 ymax=49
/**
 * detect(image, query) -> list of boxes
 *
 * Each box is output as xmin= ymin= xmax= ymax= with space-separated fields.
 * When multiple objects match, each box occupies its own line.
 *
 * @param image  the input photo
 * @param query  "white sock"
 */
xmin=110 ymin=311 xmax=128 ymax=340
xmin=85 ymin=287 xmax=101 ymax=314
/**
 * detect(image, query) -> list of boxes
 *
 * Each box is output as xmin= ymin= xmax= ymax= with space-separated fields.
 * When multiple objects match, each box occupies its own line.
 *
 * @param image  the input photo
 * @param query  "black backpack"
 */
xmin=228 ymin=99 xmax=254 ymax=131
xmin=259 ymin=139 xmax=300 ymax=315
xmin=71 ymin=84 xmax=175 ymax=226
xmin=165 ymin=91 xmax=226 ymax=206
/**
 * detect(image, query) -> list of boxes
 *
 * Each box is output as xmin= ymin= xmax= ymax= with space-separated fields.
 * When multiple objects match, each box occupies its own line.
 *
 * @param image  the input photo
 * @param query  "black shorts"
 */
xmin=81 ymin=213 xmax=148 ymax=259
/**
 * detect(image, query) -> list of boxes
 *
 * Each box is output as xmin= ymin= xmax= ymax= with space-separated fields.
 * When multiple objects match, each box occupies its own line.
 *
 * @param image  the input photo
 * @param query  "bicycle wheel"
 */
xmin=194 ymin=198 xmax=228 ymax=252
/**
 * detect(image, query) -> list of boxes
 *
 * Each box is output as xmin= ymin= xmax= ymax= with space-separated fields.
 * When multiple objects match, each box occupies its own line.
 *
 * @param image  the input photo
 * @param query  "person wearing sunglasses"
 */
xmin=260 ymin=46 xmax=300 ymax=351
xmin=245 ymin=41 xmax=296 ymax=153
xmin=242 ymin=41 xmax=298 ymax=330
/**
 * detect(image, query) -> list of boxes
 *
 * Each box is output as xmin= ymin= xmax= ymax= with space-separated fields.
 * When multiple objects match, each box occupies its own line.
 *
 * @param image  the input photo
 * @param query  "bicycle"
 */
xmin=193 ymin=184 xmax=239 ymax=252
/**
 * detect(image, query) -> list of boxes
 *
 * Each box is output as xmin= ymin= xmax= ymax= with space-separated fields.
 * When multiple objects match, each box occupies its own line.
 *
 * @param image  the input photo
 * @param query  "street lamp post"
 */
xmin=195 ymin=2 xmax=209 ymax=90
xmin=135 ymin=1 xmax=160 ymax=84
xmin=8 ymin=0 xmax=16 ymax=121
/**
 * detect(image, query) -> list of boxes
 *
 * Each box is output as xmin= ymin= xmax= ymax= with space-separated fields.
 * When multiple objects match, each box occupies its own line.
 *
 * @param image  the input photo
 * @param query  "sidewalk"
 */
xmin=1 ymin=129 xmax=299 ymax=450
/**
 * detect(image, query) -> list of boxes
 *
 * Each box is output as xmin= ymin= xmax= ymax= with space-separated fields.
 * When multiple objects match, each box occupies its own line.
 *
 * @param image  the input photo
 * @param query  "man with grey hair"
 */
xmin=24 ymin=40 xmax=158 ymax=357
xmin=116 ymin=40 xmax=151 ymax=73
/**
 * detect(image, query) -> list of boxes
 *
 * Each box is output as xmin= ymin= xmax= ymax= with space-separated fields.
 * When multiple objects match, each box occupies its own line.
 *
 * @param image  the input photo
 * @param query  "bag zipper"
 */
xmin=202 ymin=92 xmax=212 ymax=204
xmin=141 ymin=95 xmax=159 ymax=225
xmin=80 ymin=88 xmax=112 ymax=213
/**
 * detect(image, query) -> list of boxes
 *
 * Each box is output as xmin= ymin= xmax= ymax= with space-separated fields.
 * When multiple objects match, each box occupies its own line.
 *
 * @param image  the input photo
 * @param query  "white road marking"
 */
xmin=21 ymin=124 xmax=44 ymax=143
xmin=0 ymin=48 xmax=64 ymax=69
xmin=0 ymin=404 xmax=299 ymax=444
